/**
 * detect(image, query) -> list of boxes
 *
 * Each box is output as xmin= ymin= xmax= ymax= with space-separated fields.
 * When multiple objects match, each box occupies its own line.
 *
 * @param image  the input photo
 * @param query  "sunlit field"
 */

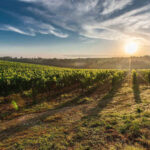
xmin=1 ymin=0 xmax=150 ymax=149
xmin=0 ymin=60 xmax=150 ymax=150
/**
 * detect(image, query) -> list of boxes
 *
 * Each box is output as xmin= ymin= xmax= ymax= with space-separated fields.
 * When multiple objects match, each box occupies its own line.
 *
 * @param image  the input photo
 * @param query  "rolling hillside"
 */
xmin=0 ymin=61 xmax=150 ymax=150
xmin=2 ymin=56 xmax=150 ymax=69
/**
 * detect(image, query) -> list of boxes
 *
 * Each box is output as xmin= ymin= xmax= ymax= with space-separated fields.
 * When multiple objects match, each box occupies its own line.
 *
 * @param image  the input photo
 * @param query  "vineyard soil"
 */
xmin=0 ymin=75 xmax=150 ymax=150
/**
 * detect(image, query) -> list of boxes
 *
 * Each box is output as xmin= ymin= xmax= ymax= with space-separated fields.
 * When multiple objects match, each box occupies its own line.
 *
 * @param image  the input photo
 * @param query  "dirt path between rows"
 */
xmin=0 ymin=84 xmax=109 ymax=142
xmin=0 ymin=79 xmax=137 ymax=143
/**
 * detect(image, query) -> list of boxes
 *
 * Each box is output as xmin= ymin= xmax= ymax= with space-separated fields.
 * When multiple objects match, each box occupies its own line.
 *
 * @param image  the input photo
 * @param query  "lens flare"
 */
xmin=125 ymin=41 xmax=138 ymax=55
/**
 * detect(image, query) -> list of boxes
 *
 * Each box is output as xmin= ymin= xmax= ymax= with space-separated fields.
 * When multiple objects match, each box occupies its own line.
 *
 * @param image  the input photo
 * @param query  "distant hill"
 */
xmin=1 ymin=56 xmax=150 ymax=69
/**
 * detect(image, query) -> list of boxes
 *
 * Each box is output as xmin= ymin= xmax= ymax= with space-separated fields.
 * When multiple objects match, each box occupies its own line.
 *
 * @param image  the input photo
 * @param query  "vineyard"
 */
xmin=0 ymin=60 xmax=126 ymax=97
xmin=0 ymin=60 xmax=150 ymax=150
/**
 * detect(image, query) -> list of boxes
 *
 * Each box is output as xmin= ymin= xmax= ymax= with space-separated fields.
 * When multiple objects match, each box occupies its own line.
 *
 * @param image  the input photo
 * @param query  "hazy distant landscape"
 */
xmin=1 ymin=56 xmax=150 ymax=69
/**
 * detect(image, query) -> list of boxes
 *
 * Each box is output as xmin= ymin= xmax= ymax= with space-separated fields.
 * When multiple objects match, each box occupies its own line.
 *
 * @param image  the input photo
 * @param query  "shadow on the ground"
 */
xmin=0 ymin=83 xmax=106 ymax=142
xmin=85 ymin=81 xmax=123 ymax=117
xmin=24 ymin=83 xmax=80 ymax=107
xmin=56 ymin=84 xmax=101 ymax=109
xmin=132 ymin=74 xmax=141 ymax=103
xmin=0 ymin=84 xmax=80 ymax=120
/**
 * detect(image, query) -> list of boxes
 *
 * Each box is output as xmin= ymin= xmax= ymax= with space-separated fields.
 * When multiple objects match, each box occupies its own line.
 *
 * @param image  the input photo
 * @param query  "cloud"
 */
xmin=102 ymin=0 xmax=133 ymax=15
xmin=0 ymin=25 xmax=35 ymax=36
xmin=79 ymin=4 xmax=150 ymax=41
xmin=5 ymin=0 xmax=150 ymax=43
xmin=0 ymin=16 xmax=68 ymax=38
xmin=22 ymin=16 xmax=69 ymax=38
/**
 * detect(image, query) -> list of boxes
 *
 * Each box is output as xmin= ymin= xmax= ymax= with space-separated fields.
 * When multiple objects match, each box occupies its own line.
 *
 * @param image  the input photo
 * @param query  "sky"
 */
xmin=0 ymin=0 xmax=150 ymax=58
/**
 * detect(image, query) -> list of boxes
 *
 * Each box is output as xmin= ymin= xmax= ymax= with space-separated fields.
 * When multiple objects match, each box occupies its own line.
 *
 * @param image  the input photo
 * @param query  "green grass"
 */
xmin=0 ymin=71 xmax=150 ymax=150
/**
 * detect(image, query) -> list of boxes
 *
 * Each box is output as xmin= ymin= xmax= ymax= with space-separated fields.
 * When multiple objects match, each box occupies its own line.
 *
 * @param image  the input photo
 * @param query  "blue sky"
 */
xmin=0 ymin=0 xmax=150 ymax=58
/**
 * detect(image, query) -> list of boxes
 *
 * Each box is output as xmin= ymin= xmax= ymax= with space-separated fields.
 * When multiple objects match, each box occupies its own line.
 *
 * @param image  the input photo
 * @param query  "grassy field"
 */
xmin=0 ymin=61 xmax=150 ymax=150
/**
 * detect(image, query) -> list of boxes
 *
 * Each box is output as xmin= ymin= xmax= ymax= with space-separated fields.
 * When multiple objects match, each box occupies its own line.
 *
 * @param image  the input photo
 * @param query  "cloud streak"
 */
xmin=102 ymin=0 xmax=133 ymax=15
xmin=0 ymin=25 xmax=35 ymax=36
xmin=0 ymin=17 xmax=68 ymax=38
xmin=1 ymin=0 xmax=150 ymax=43
xmin=22 ymin=16 xmax=69 ymax=38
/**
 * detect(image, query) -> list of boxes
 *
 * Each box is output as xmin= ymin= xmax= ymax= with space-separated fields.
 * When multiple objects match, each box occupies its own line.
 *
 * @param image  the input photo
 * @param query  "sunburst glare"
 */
xmin=125 ymin=41 xmax=138 ymax=55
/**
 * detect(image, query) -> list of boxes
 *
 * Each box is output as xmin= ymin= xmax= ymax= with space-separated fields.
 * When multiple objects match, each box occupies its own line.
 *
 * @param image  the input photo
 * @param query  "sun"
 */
xmin=125 ymin=41 xmax=138 ymax=55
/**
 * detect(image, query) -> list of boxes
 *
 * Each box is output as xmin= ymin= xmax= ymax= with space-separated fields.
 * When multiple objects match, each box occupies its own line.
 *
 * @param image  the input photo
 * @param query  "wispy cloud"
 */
xmin=0 ymin=16 xmax=68 ymax=38
xmin=102 ymin=0 xmax=133 ymax=15
xmin=2 ymin=0 xmax=150 ymax=43
xmin=79 ymin=4 xmax=150 ymax=42
xmin=22 ymin=16 xmax=69 ymax=38
xmin=0 ymin=25 xmax=35 ymax=36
